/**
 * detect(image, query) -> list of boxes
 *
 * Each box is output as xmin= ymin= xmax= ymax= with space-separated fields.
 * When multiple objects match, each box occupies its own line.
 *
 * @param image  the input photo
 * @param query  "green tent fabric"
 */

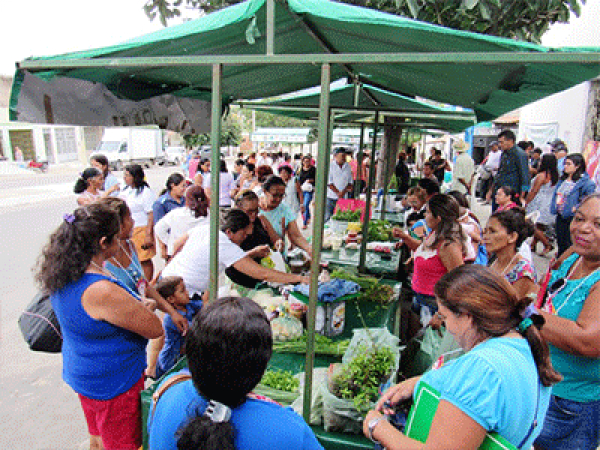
xmin=241 ymin=82 xmax=477 ymax=132
xmin=11 ymin=0 xmax=600 ymax=125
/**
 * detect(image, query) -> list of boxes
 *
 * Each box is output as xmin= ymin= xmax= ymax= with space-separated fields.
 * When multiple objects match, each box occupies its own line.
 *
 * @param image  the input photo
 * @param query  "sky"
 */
xmin=1 ymin=0 xmax=598 ymax=77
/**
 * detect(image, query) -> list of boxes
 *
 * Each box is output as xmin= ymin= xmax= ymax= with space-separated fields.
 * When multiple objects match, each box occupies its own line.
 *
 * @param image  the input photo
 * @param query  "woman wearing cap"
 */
xmin=449 ymin=139 xmax=475 ymax=195
xmin=533 ymin=194 xmax=600 ymax=450
xmin=550 ymin=153 xmax=596 ymax=257
xmin=147 ymin=296 xmax=324 ymax=450
xmin=365 ymin=265 xmax=560 ymax=450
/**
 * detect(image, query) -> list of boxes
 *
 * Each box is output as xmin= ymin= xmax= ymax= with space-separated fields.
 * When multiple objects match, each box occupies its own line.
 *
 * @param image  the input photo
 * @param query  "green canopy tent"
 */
xmin=11 ymin=0 xmax=600 ymax=438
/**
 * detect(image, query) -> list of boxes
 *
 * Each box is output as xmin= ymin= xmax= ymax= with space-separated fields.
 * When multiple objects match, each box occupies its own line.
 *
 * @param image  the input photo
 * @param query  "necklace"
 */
xmin=88 ymin=260 xmax=113 ymax=278
xmin=555 ymin=258 xmax=599 ymax=314
xmin=494 ymin=253 xmax=519 ymax=276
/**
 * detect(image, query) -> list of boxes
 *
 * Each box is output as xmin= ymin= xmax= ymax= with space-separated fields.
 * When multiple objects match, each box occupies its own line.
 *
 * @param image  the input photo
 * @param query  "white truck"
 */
xmin=93 ymin=127 xmax=165 ymax=170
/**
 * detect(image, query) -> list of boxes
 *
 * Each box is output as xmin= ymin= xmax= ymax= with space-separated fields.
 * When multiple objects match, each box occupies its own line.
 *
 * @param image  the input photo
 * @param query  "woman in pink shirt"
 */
xmin=393 ymin=194 xmax=466 ymax=324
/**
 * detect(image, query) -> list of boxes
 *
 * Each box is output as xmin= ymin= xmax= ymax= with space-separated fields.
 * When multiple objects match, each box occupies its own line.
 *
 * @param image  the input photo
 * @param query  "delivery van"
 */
xmin=93 ymin=127 xmax=164 ymax=170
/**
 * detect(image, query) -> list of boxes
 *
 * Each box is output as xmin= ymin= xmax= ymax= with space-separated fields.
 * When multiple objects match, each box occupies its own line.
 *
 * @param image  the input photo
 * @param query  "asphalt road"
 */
xmin=0 ymin=165 xmax=180 ymax=450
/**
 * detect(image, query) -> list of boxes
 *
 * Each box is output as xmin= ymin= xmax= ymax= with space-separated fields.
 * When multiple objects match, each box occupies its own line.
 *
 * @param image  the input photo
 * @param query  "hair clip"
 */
xmin=203 ymin=400 xmax=231 ymax=423
xmin=517 ymin=317 xmax=533 ymax=334
xmin=521 ymin=304 xmax=537 ymax=319
xmin=63 ymin=213 xmax=76 ymax=224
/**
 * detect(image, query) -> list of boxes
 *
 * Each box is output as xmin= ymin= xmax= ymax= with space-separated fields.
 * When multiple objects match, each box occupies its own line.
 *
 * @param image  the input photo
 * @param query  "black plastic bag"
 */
xmin=18 ymin=292 xmax=62 ymax=353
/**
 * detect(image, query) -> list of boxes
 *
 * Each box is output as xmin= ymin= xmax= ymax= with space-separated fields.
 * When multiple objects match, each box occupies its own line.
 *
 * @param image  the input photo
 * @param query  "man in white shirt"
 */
xmin=450 ymin=139 xmax=475 ymax=195
xmin=325 ymin=147 xmax=353 ymax=222
xmin=480 ymin=141 xmax=501 ymax=203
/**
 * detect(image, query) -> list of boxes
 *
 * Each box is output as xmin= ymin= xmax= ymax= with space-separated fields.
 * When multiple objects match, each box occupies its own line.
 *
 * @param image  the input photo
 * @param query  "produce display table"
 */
xmin=321 ymin=246 xmax=401 ymax=276
xmin=311 ymin=426 xmax=372 ymax=449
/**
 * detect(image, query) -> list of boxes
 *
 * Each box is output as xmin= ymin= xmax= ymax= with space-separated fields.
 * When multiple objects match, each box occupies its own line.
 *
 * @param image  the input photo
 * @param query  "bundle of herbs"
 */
xmin=330 ymin=269 xmax=394 ymax=305
xmin=330 ymin=344 xmax=395 ymax=413
xmin=272 ymin=332 xmax=350 ymax=356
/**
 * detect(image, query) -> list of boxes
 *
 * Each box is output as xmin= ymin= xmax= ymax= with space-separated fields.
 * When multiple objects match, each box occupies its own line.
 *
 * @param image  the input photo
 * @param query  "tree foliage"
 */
xmin=144 ymin=0 xmax=585 ymax=43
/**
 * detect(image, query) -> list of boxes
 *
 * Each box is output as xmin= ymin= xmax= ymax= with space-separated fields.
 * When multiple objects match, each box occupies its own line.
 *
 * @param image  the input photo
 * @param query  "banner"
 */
xmin=12 ymin=71 xmax=211 ymax=134
xmin=584 ymin=140 xmax=600 ymax=187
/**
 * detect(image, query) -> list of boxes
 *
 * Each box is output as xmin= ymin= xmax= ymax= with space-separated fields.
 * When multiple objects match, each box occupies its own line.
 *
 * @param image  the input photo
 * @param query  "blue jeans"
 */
xmin=324 ymin=197 xmax=338 ymax=223
xmin=302 ymin=191 xmax=314 ymax=225
xmin=534 ymin=395 xmax=600 ymax=450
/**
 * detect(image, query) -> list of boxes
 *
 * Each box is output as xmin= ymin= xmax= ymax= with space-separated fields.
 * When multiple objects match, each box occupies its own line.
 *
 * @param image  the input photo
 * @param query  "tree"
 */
xmin=144 ymin=0 xmax=585 ymax=43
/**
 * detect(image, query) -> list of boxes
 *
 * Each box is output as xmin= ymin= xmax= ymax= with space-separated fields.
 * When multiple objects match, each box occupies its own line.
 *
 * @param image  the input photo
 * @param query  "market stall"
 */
xmin=12 ymin=0 xmax=600 ymax=447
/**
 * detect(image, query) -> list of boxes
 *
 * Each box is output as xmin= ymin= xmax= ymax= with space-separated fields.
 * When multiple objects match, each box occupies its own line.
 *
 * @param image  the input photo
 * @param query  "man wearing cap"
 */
xmin=549 ymin=139 xmax=568 ymax=175
xmin=493 ymin=130 xmax=529 ymax=212
xmin=450 ymin=139 xmax=475 ymax=195
xmin=325 ymin=147 xmax=353 ymax=222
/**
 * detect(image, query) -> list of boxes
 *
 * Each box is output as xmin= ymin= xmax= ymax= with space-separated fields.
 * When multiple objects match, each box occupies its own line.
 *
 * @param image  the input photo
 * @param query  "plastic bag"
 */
xmin=253 ymin=383 xmax=300 ymax=406
xmin=322 ymin=328 xmax=401 ymax=434
xmin=291 ymin=368 xmax=327 ymax=425
xmin=271 ymin=315 xmax=303 ymax=342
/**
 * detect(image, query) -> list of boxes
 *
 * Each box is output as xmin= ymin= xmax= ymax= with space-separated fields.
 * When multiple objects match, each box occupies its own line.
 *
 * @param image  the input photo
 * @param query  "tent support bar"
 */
xmin=18 ymin=52 xmax=600 ymax=71
xmin=354 ymin=123 xmax=366 ymax=198
xmin=359 ymin=111 xmax=379 ymax=272
xmin=266 ymin=0 xmax=275 ymax=55
xmin=303 ymin=63 xmax=331 ymax=423
xmin=209 ymin=64 xmax=222 ymax=303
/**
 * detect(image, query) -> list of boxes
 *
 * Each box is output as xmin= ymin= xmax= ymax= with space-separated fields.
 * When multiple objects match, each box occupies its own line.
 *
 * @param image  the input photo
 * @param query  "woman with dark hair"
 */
xmin=203 ymin=160 xmax=236 ymax=208
xmin=90 ymin=153 xmax=120 ymax=196
xmin=161 ymin=209 xmax=308 ymax=302
xmin=550 ymin=153 xmax=596 ymax=256
xmin=153 ymin=173 xmax=187 ymax=225
xmin=74 ymin=167 xmax=105 ymax=206
xmin=495 ymin=185 xmax=520 ymax=211
xmin=259 ymin=175 xmax=312 ymax=256
xmin=251 ymin=164 xmax=274 ymax=196
xmin=148 ymin=296 xmax=324 ymax=450
xmin=297 ymin=155 xmax=316 ymax=229
xmin=484 ymin=208 xmax=537 ymax=299
xmin=533 ymin=194 xmax=600 ymax=450
xmin=36 ymin=203 xmax=163 ymax=450
xmin=525 ymin=154 xmax=559 ymax=255
xmin=193 ymin=157 xmax=211 ymax=187
xmin=366 ymin=265 xmax=560 ymax=450
xmin=393 ymin=194 xmax=467 ymax=321
xmin=120 ymin=164 xmax=157 ymax=280
xmin=225 ymin=190 xmax=283 ymax=288
xmin=155 ymin=186 xmax=210 ymax=261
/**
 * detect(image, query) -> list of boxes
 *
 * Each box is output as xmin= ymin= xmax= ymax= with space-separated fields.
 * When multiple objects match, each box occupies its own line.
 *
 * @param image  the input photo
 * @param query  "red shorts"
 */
xmin=78 ymin=375 xmax=144 ymax=450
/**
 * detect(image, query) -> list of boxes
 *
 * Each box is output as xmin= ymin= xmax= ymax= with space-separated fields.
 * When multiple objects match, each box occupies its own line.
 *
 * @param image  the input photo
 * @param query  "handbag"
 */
xmin=301 ymin=180 xmax=313 ymax=192
xmin=18 ymin=291 xmax=62 ymax=353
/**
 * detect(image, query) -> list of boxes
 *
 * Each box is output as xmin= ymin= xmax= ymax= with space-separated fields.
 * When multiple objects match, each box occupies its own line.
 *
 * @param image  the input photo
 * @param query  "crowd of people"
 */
xmin=37 ymin=130 xmax=600 ymax=450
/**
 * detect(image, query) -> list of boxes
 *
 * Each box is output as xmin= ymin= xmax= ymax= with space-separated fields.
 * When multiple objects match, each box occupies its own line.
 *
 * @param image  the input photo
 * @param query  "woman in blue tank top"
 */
xmin=35 ymin=203 xmax=163 ymax=450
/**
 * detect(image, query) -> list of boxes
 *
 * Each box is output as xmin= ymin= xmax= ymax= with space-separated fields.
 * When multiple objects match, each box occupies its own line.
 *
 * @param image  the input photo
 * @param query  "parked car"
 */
xmin=165 ymin=146 xmax=186 ymax=166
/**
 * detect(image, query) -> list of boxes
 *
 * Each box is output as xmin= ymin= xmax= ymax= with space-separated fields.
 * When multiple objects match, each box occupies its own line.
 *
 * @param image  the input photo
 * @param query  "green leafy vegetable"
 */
xmin=330 ymin=269 xmax=394 ymax=304
xmin=272 ymin=332 xmax=350 ymax=356
xmin=332 ymin=208 xmax=362 ymax=221
xmin=260 ymin=370 xmax=299 ymax=392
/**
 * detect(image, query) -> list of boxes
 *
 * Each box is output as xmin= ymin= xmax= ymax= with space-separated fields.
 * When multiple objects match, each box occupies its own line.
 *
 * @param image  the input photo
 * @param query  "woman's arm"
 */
xmin=259 ymin=216 xmax=281 ymax=247
xmin=525 ymin=174 xmax=544 ymax=205
xmin=82 ymin=280 xmax=163 ymax=339
xmin=144 ymin=212 xmax=155 ymax=249
xmin=540 ymin=281 xmax=600 ymax=358
xmin=172 ymin=233 xmax=190 ymax=257
xmin=511 ymin=277 xmax=538 ymax=300
xmin=392 ymin=227 xmax=422 ymax=251
xmin=439 ymin=241 xmax=464 ymax=271
xmin=232 ymin=256 xmax=309 ymax=285
xmin=287 ymin=220 xmax=312 ymax=256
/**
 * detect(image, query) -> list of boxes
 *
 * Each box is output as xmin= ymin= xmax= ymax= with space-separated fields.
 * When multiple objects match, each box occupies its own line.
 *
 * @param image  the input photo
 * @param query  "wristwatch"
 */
xmin=368 ymin=416 xmax=384 ymax=444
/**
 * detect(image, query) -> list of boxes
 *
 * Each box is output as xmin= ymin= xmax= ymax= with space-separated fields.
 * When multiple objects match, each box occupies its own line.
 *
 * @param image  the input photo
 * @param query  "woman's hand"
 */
xmin=392 ymin=227 xmax=406 ymax=239
xmin=297 ymin=275 xmax=311 ymax=284
xmin=142 ymin=297 xmax=158 ymax=312
xmin=142 ymin=233 xmax=155 ymax=250
xmin=363 ymin=410 xmax=384 ymax=439
xmin=274 ymin=239 xmax=285 ymax=253
xmin=247 ymin=244 xmax=271 ymax=259
xmin=375 ymin=377 xmax=420 ymax=414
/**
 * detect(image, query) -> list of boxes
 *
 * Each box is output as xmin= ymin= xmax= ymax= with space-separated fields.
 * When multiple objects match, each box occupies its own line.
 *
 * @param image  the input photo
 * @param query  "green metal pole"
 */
xmin=303 ymin=62 xmax=331 ymax=423
xmin=209 ymin=64 xmax=222 ymax=303
xmin=354 ymin=123 xmax=366 ymax=198
xmin=266 ymin=0 xmax=275 ymax=56
xmin=359 ymin=112 xmax=379 ymax=272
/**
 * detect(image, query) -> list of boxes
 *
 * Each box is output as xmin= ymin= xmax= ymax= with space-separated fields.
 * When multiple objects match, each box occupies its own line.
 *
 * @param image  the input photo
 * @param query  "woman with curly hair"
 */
xmin=36 ymin=203 xmax=163 ymax=450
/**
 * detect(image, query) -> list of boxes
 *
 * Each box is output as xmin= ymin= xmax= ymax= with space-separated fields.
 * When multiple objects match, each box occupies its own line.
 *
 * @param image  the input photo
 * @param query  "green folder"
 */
xmin=404 ymin=382 xmax=518 ymax=450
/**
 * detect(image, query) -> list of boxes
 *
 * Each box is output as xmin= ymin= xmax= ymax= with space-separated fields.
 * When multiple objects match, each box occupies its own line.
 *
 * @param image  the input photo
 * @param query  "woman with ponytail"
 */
xmin=364 ymin=265 xmax=560 ymax=450
xmin=148 ymin=296 xmax=324 ymax=450
xmin=74 ymin=167 xmax=105 ymax=206
xmin=534 ymin=194 xmax=600 ymax=450
xmin=35 ymin=203 xmax=163 ymax=450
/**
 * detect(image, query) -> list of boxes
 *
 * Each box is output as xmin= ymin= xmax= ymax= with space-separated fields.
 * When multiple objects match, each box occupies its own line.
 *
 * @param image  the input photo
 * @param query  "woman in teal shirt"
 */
xmin=535 ymin=193 xmax=600 ymax=450
xmin=365 ymin=265 xmax=561 ymax=450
